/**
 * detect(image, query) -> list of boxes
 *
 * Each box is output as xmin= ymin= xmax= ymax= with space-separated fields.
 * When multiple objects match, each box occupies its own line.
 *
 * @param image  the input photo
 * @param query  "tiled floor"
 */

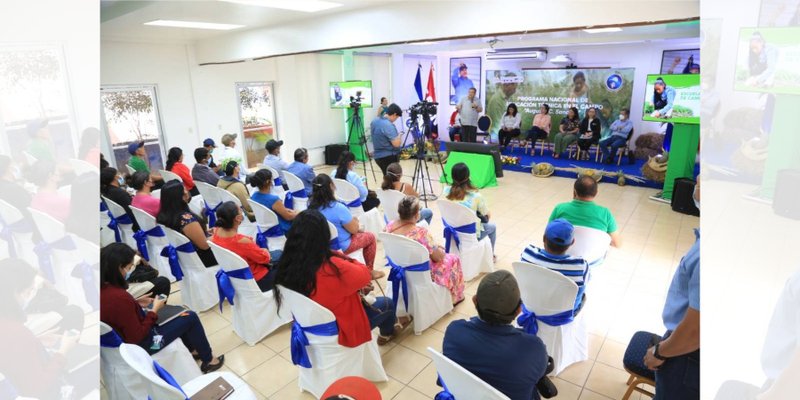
xmin=104 ymin=159 xmax=698 ymax=400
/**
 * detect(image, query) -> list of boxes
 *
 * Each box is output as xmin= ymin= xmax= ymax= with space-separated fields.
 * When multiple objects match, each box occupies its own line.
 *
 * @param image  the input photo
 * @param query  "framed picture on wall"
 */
xmin=236 ymin=81 xmax=277 ymax=169
xmin=449 ymin=56 xmax=481 ymax=105
xmin=660 ymin=49 xmax=700 ymax=74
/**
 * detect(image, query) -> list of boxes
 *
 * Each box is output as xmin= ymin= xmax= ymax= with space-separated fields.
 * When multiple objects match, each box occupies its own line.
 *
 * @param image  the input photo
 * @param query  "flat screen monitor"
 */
xmin=734 ymin=27 xmax=800 ymax=95
xmin=329 ymin=80 xmax=373 ymax=109
xmin=641 ymin=74 xmax=700 ymax=125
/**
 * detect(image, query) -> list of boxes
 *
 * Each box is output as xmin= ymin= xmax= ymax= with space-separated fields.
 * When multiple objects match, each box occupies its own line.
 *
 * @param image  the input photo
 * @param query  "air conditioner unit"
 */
xmin=549 ymin=54 xmax=574 ymax=64
xmin=486 ymin=48 xmax=547 ymax=61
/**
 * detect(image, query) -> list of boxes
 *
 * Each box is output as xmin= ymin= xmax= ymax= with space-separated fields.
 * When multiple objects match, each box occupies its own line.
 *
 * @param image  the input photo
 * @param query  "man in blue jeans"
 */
xmin=599 ymin=108 xmax=633 ymax=164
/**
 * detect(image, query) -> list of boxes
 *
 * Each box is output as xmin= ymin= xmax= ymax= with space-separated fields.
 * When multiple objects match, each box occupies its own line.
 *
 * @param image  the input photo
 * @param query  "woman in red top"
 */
xmin=211 ymin=201 xmax=282 ymax=292
xmin=166 ymin=147 xmax=198 ymax=196
xmin=99 ymin=243 xmax=224 ymax=373
xmin=274 ymin=210 xmax=412 ymax=346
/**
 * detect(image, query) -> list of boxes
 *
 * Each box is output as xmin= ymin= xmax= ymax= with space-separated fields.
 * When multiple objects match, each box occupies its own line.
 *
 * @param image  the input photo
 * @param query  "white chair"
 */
xmin=0 ymin=199 xmax=36 ymax=265
xmin=161 ymin=227 xmax=219 ymax=312
xmin=68 ymin=158 xmax=97 ymax=175
xmin=71 ymin=236 xmax=100 ymax=311
xmin=216 ymin=187 xmax=258 ymax=239
xmin=513 ymin=261 xmax=587 ymax=375
xmin=151 ymin=189 xmax=161 ymax=199
xmin=427 ymin=347 xmax=511 ymax=400
xmin=277 ymin=285 xmax=387 ymax=398
xmin=326 ymin=220 xmax=365 ymax=264
xmin=260 ymin=164 xmax=286 ymax=199
xmin=129 ymin=206 xmax=175 ymax=282
xmin=100 ymin=200 xmax=116 ymax=247
xmin=437 ymin=200 xmax=494 ymax=281
xmin=566 ymin=226 xmax=611 ymax=267
xmin=333 ymin=178 xmax=385 ymax=235
xmin=208 ymin=242 xmax=290 ymax=345
xmin=379 ymin=233 xmax=453 ymax=335
xmin=247 ymin=200 xmax=287 ymax=252
xmin=100 ymin=322 xmax=201 ymax=399
xmin=101 ymin=195 xmax=137 ymax=249
xmin=376 ymin=189 xmax=405 ymax=223
xmin=283 ymin=171 xmax=309 ymax=212
xmin=22 ymin=151 xmax=37 ymax=165
xmin=188 ymin=194 xmax=206 ymax=218
xmin=125 ymin=164 xmax=137 ymax=175
xmin=119 ymin=343 xmax=257 ymax=400
xmin=158 ymin=169 xmax=183 ymax=183
xmin=195 ymin=181 xmax=224 ymax=227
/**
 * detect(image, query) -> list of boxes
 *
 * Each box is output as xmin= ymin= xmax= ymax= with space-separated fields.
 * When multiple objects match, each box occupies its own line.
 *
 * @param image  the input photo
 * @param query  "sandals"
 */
xmin=201 ymin=355 xmax=225 ymax=374
xmin=377 ymin=316 xmax=414 ymax=346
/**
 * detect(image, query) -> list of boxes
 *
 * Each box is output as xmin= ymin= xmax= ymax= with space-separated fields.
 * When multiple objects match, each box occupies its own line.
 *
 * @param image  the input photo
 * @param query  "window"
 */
xmin=236 ymin=82 xmax=277 ymax=168
xmin=101 ymin=85 xmax=165 ymax=171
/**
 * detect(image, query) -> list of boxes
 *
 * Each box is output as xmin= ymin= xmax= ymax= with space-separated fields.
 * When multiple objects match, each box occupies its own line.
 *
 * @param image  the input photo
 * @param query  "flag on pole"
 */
xmin=425 ymin=63 xmax=436 ymax=102
xmin=413 ymin=63 xmax=423 ymax=101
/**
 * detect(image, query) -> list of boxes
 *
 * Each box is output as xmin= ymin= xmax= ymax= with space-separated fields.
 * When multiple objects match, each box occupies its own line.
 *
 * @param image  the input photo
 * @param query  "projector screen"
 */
xmin=642 ymin=74 xmax=700 ymax=125
xmin=330 ymin=80 xmax=373 ymax=108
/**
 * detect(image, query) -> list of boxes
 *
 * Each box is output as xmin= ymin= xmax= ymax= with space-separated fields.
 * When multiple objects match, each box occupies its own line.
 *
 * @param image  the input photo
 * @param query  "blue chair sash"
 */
xmin=290 ymin=317 xmax=339 ymax=368
xmin=133 ymin=226 xmax=165 ymax=261
xmin=442 ymin=219 xmax=476 ymax=253
xmin=386 ymin=256 xmax=430 ymax=312
xmin=330 ymin=238 xmax=341 ymax=251
xmin=283 ymin=189 xmax=308 ymax=210
xmin=73 ymin=261 xmax=99 ymax=311
xmin=34 ymin=235 xmax=76 ymax=283
xmin=435 ymin=375 xmax=455 ymax=400
xmin=159 ymin=242 xmax=195 ymax=281
xmin=273 ymin=177 xmax=283 ymax=188
xmin=339 ymin=198 xmax=362 ymax=208
xmin=0 ymin=216 xmax=33 ymax=259
xmin=255 ymin=225 xmax=284 ymax=250
xmin=153 ymin=361 xmax=189 ymax=400
xmin=516 ymin=304 xmax=574 ymax=335
xmin=204 ymin=201 xmax=222 ymax=228
xmin=100 ymin=329 xmax=123 ymax=348
xmin=106 ymin=210 xmax=133 ymax=243
xmin=100 ymin=201 xmax=108 ymax=212
xmin=214 ymin=267 xmax=254 ymax=312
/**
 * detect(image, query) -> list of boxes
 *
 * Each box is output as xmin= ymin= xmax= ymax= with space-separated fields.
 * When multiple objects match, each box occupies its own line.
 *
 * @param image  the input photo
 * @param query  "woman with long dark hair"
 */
xmin=100 ymin=243 xmax=224 ymax=373
xmin=249 ymin=169 xmax=295 ymax=232
xmin=309 ymin=174 xmax=377 ymax=270
xmin=274 ymin=210 xmax=410 ymax=346
xmin=498 ymin=103 xmax=521 ymax=148
xmin=380 ymin=162 xmax=433 ymax=225
xmin=577 ymin=107 xmax=601 ymax=160
xmin=100 ymin=166 xmax=139 ymax=231
xmin=211 ymin=201 xmax=279 ymax=291
xmin=165 ymin=147 xmax=198 ymax=196
xmin=444 ymin=162 xmax=496 ymax=257
xmin=156 ymin=180 xmax=217 ymax=267
xmin=552 ymin=106 xmax=580 ymax=159
xmin=333 ymin=151 xmax=380 ymax=212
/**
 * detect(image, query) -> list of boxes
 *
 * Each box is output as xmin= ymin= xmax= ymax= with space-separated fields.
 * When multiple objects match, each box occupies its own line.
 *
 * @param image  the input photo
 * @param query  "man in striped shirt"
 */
xmin=520 ymin=218 xmax=588 ymax=313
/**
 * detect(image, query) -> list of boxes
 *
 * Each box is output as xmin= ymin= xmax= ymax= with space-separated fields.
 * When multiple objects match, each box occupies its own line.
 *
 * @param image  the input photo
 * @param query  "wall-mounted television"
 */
xmin=329 ymin=80 xmax=373 ymax=109
xmin=734 ymin=27 xmax=800 ymax=95
xmin=642 ymin=74 xmax=700 ymax=125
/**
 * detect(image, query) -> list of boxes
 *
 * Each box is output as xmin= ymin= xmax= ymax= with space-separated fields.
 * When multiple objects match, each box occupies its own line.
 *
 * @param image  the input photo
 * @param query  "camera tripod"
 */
xmin=402 ymin=108 xmax=448 ymax=208
xmin=346 ymin=102 xmax=377 ymax=188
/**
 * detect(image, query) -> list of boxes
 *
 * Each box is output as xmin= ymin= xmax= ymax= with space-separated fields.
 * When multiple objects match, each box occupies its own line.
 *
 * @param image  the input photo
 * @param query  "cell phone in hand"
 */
xmin=157 ymin=294 xmax=168 ymax=301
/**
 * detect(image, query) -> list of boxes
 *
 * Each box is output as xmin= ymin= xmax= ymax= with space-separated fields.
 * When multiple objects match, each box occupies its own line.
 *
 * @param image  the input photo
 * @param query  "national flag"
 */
xmin=425 ymin=63 xmax=436 ymax=102
xmin=413 ymin=63 xmax=423 ymax=101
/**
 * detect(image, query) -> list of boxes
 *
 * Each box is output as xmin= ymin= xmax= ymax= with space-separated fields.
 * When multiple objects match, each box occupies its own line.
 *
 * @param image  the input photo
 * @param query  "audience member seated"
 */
xmin=498 ymin=103 xmax=521 ymax=149
xmin=385 ymin=196 xmax=465 ymax=305
xmin=381 ymin=162 xmax=433 ymax=225
xmin=27 ymin=160 xmax=72 ymax=224
xmin=448 ymin=110 xmax=461 ymax=142
xmin=274 ymin=209 xmax=410 ymax=346
xmin=309 ymin=174 xmax=377 ymax=270
xmin=0 ymin=155 xmax=37 ymax=235
xmin=157 ymin=181 xmax=218 ymax=268
xmin=249 ymin=169 xmax=295 ymax=232
xmin=577 ymin=107 xmax=601 ymax=160
xmin=211 ymin=201 xmax=280 ymax=291
xmin=100 ymin=153 xmax=109 ymax=169
xmin=520 ymin=219 xmax=589 ymax=313
xmin=126 ymin=140 xmax=164 ymax=189
xmin=526 ymin=103 xmax=551 ymax=149
xmin=263 ymin=139 xmax=290 ymax=187
xmin=549 ymin=176 xmax=621 ymax=247
xmin=443 ymin=162 xmax=497 ymax=256
xmin=333 ymin=151 xmax=380 ymax=212
xmin=201 ymin=138 xmax=220 ymax=174
xmin=78 ymin=127 xmax=101 ymax=167
xmin=191 ymin=147 xmax=219 ymax=186
xmin=552 ymin=107 xmax=580 ymax=159
xmin=165 ymin=147 xmax=198 ymax=196
xmin=128 ymin=171 xmax=161 ymax=217
xmin=443 ymin=270 xmax=552 ymax=400
xmin=26 ymin=118 xmax=56 ymax=162
xmin=66 ymin=171 xmax=100 ymax=242
xmin=100 ymin=166 xmax=138 ymax=230
xmin=217 ymin=160 xmax=255 ymax=222
xmin=213 ymin=133 xmax=246 ymax=181
xmin=126 ymin=252 xmax=172 ymax=298
xmin=99 ymin=243 xmax=224 ymax=373
xmin=599 ymin=108 xmax=634 ymax=164
xmin=286 ymin=147 xmax=315 ymax=195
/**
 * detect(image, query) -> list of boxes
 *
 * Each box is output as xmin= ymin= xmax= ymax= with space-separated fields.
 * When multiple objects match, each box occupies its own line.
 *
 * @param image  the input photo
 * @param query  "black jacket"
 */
xmin=579 ymin=117 xmax=602 ymax=142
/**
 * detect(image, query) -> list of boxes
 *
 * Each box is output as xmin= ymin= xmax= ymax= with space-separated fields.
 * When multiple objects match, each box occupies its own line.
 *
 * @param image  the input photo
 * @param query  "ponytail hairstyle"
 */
xmin=446 ymin=162 xmax=477 ymax=201
xmin=165 ymin=147 xmax=182 ymax=171
xmin=335 ymin=151 xmax=355 ymax=180
xmin=381 ymin=163 xmax=402 ymax=191
xmin=397 ymin=195 xmax=420 ymax=221
xmin=309 ymin=174 xmax=336 ymax=210
xmin=213 ymin=201 xmax=241 ymax=229
xmin=249 ymin=169 xmax=273 ymax=191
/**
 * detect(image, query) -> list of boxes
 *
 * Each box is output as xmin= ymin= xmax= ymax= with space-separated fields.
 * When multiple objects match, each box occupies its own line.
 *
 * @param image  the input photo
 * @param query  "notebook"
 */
xmin=127 ymin=281 xmax=155 ymax=299
xmin=189 ymin=376 xmax=234 ymax=400
xmin=157 ymin=304 xmax=189 ymax=326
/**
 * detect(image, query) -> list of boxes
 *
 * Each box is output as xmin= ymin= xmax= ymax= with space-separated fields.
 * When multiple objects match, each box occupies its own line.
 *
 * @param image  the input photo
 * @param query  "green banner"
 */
xmin=642 ymin=74 xmax=700 ymax=125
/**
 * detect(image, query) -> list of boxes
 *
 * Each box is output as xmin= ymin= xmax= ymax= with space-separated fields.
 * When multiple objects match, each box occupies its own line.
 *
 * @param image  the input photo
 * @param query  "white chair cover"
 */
xmin=277 ymin=286 xmax=387 ymax=398
xmin=436 ymin=200 xmax=494 ymax=281
xmin=119 ymin=343 xmax=256 ymax=400
xmin=216 ymin=188 xmax=258 ymax=238
xmin=326 ymin=220 xmax=365 ymax=264
xmin=161 ymin=227 xmax=219 ymax=312
xmin=333 ymin=178 xmax=385 ymax=235
xmin=68 ymin=158 xmax=97 ymax=176
xmin=188 ymin=195 xmax=206 ymax=218
xmin=100 ymin=199 xmax=115 ymax=247
xmin=129 ymin=206 xmax=175 ymax=282
xmin=513 ymin=261 xmax=587 ymax=375
xmin=379 ymin=233 xmax=453 ymax=335
xmin=101 ymin=195 xmax=137 ymax=249
xmin=260 ymin=164 xmax=287 ymax=199
xmin=158 ymin=169 xmax=183 ymax=183
xmin=125 ymin=164 xmax=137 ymax=176
xmin=566 ymin=226 xmax=611 ymax=267
xmin=376 ymin=189 xmax=405 ymax=223
xmin=208 ymin=242 xmax=291 ymax=345
xmin=0 ymin=199 xmax=36 ymax=266
xmin=247 ymin=200 xmax=287 ymax=252
xmin=151 ymin=189 xmax=161 ymax=199
xmin=283 ymin=171 xmax=309 ymax=212
xmin=427 ymin=347 xmax=511 ymax=400
xmin=22 ymin=151 xmax=37 ymax=165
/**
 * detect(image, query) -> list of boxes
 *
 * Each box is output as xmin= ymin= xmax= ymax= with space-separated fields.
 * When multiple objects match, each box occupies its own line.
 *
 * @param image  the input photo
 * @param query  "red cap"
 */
xmin=321 ymin=376 xmax=381 ymax=400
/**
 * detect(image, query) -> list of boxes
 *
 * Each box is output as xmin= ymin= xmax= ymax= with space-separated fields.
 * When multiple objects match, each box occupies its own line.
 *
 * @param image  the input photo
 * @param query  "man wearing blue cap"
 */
xmin=520 ymin=218 xmax=589 ymax=313
xmin=127 ymin=141 xmax=163 ymax=187
xmin=202 ymin=138 xmax=219 ymax=174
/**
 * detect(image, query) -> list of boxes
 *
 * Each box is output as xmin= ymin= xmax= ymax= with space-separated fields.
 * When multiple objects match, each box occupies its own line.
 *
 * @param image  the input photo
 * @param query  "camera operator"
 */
xmin=370 ymin=103 xmax=404 ymax=176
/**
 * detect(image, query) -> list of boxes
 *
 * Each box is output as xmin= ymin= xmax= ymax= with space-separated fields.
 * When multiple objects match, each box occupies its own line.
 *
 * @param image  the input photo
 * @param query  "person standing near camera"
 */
xmin=371 ymin=103 xmax=404 ymax=176
xmin=456 ymin=87 xmax=482 ymax=143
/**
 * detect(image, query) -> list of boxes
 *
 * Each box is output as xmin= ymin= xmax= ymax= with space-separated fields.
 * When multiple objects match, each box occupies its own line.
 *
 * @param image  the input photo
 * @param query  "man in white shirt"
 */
xmin=214 ymin=133 xmax=246 ymax=181
xmin=456 ymin=88 xmax=482 ymax=143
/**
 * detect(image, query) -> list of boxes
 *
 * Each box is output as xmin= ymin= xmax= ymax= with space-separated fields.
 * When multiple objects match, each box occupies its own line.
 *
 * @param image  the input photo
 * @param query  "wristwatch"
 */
xmin=653 ymin=342 xmax=668 ymax=361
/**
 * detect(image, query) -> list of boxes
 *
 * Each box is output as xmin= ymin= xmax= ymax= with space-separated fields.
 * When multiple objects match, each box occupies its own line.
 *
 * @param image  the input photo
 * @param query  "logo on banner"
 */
xmin=605 ymin=73 xmax=624 ymax=92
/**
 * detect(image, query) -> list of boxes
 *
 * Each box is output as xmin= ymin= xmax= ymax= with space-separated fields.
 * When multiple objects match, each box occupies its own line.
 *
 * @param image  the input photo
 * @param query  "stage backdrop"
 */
xmin=484 ymin=68 xmax=636 ymax=141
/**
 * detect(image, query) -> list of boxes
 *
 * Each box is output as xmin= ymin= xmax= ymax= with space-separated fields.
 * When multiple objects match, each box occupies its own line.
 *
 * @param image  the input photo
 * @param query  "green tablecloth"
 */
xmin=440 ymin=151 xmax=498 ymax=188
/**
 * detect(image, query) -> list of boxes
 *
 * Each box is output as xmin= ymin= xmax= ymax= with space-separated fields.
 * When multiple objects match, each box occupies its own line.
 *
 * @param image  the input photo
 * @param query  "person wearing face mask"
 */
xmin=129 ymin=171 xmax=161 ymax=217
xmin=599 ymin=108 xmax=634 ymax=164
xmin=100 ymin=166 xmax=140 ymax=231
xmin=191 ymin=147 xmax=219 ymax=186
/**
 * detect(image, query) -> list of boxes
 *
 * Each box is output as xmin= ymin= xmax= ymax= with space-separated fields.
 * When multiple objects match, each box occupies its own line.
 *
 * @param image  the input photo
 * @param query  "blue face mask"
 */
xmin=117 ymin=176 xmax=125 ymax=186
xmin=125 ymin=268 xmax=133 ymax=280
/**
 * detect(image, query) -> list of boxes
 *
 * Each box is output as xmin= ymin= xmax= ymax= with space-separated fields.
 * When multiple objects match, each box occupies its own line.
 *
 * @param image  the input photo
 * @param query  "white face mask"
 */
xmin=619 ymin=114 xmax=626 ymax=120
xmin=117 ymin=176 xmax=125 ymax=186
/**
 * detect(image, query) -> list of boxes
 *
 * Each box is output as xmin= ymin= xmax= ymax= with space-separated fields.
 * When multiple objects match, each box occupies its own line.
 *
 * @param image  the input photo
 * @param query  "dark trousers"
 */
xmin=654 ymin=332 xmax=700 ymax=400
xmin=140 ymin=310 xmax=214 ymax=363
xmin=363 ymin=296 xmax=396 ymax=337
xmin=375 ymin=155 xmax=399 ymax=176
xmin=256 ymin=267 xmax=278 ymax=292
xmin=499 ymin=128 xmax=521 ymax=147
xmin=578 ymin=137 xmax=597 ymax=152
xmin=149 ymin=276 xmax=172 ymax=297
xmin=600 ymin=136 xmax=628 ymax=162
xmin=449 ymin=126 xmax=461 ymax=142
xmin=526 ymin=126 xmax=549 ymax=151
xmin=461 ymin=125 xmax=477 ymax=143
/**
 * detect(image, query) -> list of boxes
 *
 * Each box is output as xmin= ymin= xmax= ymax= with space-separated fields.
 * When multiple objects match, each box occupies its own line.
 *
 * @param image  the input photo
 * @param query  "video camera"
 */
xmin=349 ymin=91 xmax=363 ymax=108
xmin=408 ymin=100 xmax=438 ymax=117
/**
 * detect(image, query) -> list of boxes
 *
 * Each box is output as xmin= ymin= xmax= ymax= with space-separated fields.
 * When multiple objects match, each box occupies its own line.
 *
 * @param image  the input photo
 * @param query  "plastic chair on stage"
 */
xmin=247 ymin=200 xmax=287 ymax=251
xmin=427 ymin=347 xmax=511 ymax=400
xmin=100 ymin=322 xmax=201 ymax=399
xmin=119 ymin=343 xmax=257 ymax=400
xmin=101 ymin=195 xmax=137 ymax=249
xmin=161 ymin=226 xmax=219 ymax=312
xmin=379 ymin=232 xmax=453 ymax=335
xmin=283 ymin=171 xmax=309 ymax=212
xmin=566 ymin=226 xmax=611 ymax=267
xmin=129 ymin=206 xmax=175 ymax=282
xmin=259 ymin=164 xmax=286 ymax=199
xmin=277 ymin=285 xmax=387 ymax=398
xmin=327 ymin=220 xmax=365 ymax=264
xmin=513 ymin=261 xmax=587 ymax=375
xmin=208 ymin=242 xmax=290 ymax=345
xmin=437 ymin=200 xmax=494 ymax=281
xmin=333 ymin=178 xmax=385 ymax=235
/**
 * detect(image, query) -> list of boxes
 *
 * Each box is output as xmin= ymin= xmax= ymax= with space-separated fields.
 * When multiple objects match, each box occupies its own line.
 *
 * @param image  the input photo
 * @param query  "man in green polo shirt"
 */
xmin=549 ymin=176 xmax=621 ymax=247
xmin=127 ymin=141 xmax=163 ymax=187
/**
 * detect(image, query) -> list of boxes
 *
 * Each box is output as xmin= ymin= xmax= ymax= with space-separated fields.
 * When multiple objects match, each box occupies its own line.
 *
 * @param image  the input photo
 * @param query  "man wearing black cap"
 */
xmin=263 ymin=139 xmax=289 ymax=187
xmin=443 ymin=270 xmax=551 ymax=400
xmin=202 ymin=138 xmax=219 ymax=174
xmin=370 ymin=103 xmax=403 ymax=176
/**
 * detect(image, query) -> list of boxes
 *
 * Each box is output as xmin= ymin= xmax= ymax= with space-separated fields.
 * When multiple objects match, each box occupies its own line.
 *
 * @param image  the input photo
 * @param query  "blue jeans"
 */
xmin=419 ymin=208 xmax=433 ymax=225
xmin=654 ymin=331 xmax=700 ymax=400
xmin=363 ymin=296 xmax=396 ymax=337
xmin=140 ymin=310 xmax=214 ymax=363
xmin=600 ymin=136 xmax=627 ymax=161
xmin=478 ymin=222 xmax=497 ymax=252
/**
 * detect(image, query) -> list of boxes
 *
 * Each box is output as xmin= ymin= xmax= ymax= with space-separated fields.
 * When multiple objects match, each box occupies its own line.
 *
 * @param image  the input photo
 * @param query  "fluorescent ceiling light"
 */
xmin=582 ymin=27 xmax=622 ymax=34
xmin=221 ymin=0 xmax=342 ymax=12
xmin=144 ymin=20 xmax=244 ymax=30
